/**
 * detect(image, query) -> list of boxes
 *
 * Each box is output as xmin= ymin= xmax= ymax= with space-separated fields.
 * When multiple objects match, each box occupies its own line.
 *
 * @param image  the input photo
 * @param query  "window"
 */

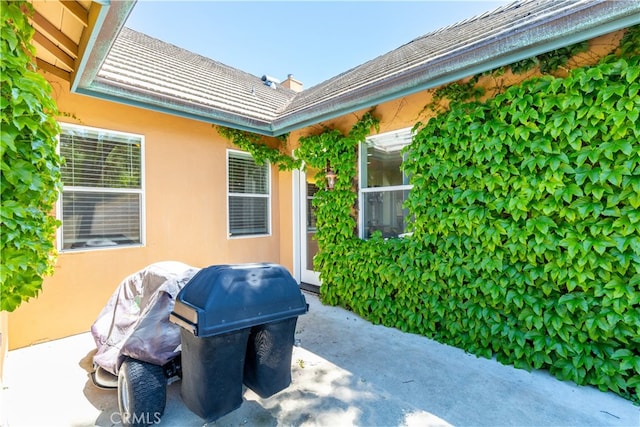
xmin=58 ymin=123 xmax=144 ymax=251
xmin=227 ymin=150 xmax=270 ymax=237
xmin=359 ymin=128 xmax=413 ymax=239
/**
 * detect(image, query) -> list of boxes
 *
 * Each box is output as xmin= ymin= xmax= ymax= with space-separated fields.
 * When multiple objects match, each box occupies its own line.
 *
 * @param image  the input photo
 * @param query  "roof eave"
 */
xmin=78 ymin=79 xmax=276 ymax=134
xmin=270 ymin=1 xmax=640 ymax=135
xmin=72 ymin=0 xmax=137 ymax=92
xmin=71 ymin=1 xmax=279 ymax=134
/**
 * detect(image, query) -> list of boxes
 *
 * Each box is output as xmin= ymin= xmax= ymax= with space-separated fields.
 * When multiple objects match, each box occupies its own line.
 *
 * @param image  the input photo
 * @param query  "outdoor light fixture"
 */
xmin=325 ymin=163 xmax=337 ymax=190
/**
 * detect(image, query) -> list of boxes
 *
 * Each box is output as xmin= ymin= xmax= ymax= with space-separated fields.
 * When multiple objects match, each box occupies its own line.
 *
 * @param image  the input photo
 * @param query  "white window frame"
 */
xmin=359 ymin=127 xmax=413 ymax=240
xmin=57 ymin=122 xmax=145 ymax=252
xmin=226 ymin=149 xmax=272 ymax=239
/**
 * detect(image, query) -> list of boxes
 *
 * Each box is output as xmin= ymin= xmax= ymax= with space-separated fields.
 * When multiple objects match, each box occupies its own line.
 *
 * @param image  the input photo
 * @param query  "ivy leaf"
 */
xmin=624 ymin=64 xmax=640 ymax=84
xmin=601 ymin=83 xmax=626 ymax=102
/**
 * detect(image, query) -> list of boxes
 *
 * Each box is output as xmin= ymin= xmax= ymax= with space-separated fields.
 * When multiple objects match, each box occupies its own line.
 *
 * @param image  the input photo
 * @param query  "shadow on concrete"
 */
xmin=4 ymin=292 xmax=636 ymax=426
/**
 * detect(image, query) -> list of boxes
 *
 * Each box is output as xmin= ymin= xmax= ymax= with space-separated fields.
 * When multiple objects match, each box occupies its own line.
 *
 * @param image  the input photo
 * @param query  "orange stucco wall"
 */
xmin=8 ymin=74 xmax=290 ymax=349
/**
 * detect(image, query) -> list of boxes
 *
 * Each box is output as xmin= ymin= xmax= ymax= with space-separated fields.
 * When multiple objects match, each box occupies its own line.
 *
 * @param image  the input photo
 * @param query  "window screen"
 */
xmin=227 ymin=150 xmax=270 ymax=237
xmin=59 ymin=124 xmax=143 ymax=250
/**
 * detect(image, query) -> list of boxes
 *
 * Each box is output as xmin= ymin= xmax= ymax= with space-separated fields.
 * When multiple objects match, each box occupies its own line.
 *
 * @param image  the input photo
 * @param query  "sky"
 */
xmin=126 ymin=1 xmax=510 ymax=89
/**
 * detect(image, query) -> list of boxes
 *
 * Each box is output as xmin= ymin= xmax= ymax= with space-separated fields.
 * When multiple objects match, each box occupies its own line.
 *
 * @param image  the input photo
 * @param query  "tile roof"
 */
xmin=85 ymin=0 xmax=640 ymax=135
xmin=94 ymin=28 xmax=298 ymax=127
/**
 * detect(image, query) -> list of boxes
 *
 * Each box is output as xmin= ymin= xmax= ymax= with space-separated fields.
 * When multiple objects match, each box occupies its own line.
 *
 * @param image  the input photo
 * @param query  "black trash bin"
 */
xmin=169 ymin=263 xmax=307 ymax=422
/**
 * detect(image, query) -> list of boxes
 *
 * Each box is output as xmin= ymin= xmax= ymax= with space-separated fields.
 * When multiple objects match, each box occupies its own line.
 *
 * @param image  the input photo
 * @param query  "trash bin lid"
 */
xmin=170 ymin=263 xmax=307 ymax=337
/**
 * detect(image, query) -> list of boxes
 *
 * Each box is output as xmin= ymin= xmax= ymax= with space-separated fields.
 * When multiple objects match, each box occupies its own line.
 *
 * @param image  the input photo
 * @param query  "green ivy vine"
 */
xmin=218 ymin=27 xmax=639 ymax=403
xmin=510 ymin=40 xmax=589 ymax=74
xmin=427 ymin=40 xmax=590 ymax=112
xmin=1 ymin=1 xmax=63 ymax=312
xmin=615 ymin=24 xmax=640 ymax=58
xmin=315 ymin=28 xmax=640 ymax=403
xmin=217 ymin=126 xmax=301 ymax=171
xmin=294 ymin=112 xmax=379 ymax=274
xmin=429 ymin=75 xmax=485 ymax=111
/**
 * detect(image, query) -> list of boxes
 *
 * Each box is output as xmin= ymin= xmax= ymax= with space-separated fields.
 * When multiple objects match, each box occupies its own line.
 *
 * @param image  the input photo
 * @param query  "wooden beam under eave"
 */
xmin=31 ymin=11 xmax=78 ymax=58
xmin=33 ymin=30 xmax=75 ymax=70
xmin=60 ymin=0 xmax=89 ymax=27
xmin=37 ymin=58 xmax=71 ymax=82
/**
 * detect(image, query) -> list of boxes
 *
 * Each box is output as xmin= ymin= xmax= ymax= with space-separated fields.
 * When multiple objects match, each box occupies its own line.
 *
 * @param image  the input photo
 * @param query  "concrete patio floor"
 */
xmin=2 ymin=292 xmax=638 ymax=426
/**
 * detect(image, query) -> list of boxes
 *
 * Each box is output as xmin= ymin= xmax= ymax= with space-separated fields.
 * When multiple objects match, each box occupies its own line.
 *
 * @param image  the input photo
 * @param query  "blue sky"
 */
xmin=126 ymin=1 xmax=509 ymax=89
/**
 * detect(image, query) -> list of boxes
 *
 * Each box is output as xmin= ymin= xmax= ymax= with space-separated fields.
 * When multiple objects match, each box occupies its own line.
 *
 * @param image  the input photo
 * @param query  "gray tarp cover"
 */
xmin=91 ymin=261 xmax=200 ymax=375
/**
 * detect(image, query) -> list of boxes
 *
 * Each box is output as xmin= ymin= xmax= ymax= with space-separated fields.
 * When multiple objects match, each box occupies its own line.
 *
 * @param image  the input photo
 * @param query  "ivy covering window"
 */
xmin=59 ymin=123 xmax=144 ymax=250
xmin=227 ymin=150 xmax=270 ymax=237
xmin=359 ymin=128 xmax=413 ymax=239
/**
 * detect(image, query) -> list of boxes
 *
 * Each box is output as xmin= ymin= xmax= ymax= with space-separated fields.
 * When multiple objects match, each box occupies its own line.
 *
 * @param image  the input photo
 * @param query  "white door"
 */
xmin=299 ymin=170 xmax=321 ymax=286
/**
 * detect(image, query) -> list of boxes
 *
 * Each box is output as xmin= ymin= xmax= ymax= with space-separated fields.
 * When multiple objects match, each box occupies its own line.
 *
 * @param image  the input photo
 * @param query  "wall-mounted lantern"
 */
xmin=325 ymin=163 xmax=337 ymax=190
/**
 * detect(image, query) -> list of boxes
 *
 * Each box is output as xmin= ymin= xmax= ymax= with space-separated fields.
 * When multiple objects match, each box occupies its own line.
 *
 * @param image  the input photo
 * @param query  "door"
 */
xmin=300 ymin=170 xmax=321 ymax=286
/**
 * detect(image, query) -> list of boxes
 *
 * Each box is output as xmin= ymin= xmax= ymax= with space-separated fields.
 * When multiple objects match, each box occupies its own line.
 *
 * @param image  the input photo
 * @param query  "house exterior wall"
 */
xmin=281 ymin=27 xmax=623 ymax=284
xmin=7 ymin=29 xmax=623 ymax=350
xmin=7 ymin=74 xmax=288 ymax=349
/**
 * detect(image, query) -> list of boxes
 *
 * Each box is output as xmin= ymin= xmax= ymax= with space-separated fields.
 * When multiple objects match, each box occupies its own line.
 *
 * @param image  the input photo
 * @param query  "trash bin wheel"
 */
xmin=118 ymin=357 xmax=167 ymax=426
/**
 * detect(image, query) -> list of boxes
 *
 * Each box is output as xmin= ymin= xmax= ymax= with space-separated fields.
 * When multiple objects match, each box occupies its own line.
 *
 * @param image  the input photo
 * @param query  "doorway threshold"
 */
xmin=300 ymin=282 xmax=320 ymax=295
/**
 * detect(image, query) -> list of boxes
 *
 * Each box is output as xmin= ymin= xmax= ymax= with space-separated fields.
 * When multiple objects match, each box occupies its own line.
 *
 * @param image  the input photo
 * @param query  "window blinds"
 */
xmin=60 ymin=130 xmax=141 ymax=189
xmin=59 ymin=125 xmax=143 ymax=250
xmin=228 ymin=151 xmax=270 ymax=237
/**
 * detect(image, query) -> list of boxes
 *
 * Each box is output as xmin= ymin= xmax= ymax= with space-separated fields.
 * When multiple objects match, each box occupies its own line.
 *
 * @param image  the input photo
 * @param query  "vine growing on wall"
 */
xmin=509 ymin=40 xmax=589 ymax=74
xmin=427 ymin=40 xmax=591 ymax=112
xmin=294 ymin=112 xmax=379 ymax=268
xmin=217 ymin=126 xmax=301 ymax=171
xmin=429 ymin=75 xmax=485 ymax=111
xmin=312 ymin=27 xmax=640 ymax=403
xmin=1 ymin=1 xmax=63 ymax=312
xmin=615 ymin=24 xmax=640 ymax=57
